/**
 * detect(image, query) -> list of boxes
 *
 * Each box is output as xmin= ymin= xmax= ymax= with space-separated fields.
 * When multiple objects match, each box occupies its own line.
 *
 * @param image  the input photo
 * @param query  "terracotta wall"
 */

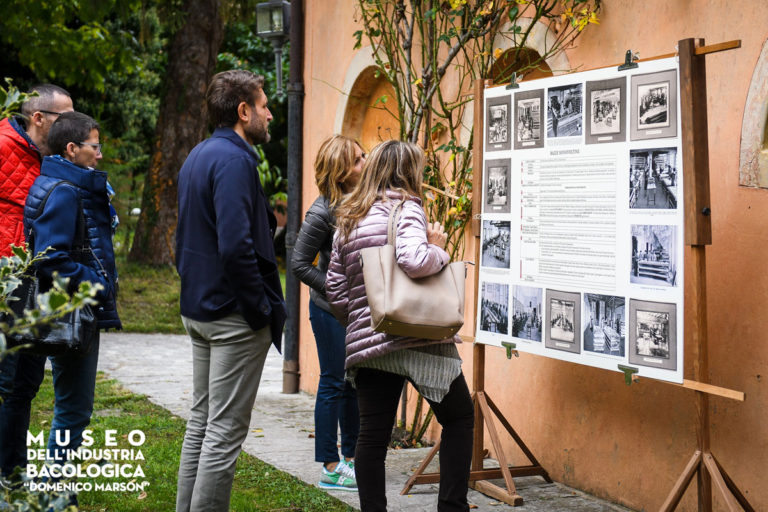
xmin=298 ymin=2 xmax=768 ymax=510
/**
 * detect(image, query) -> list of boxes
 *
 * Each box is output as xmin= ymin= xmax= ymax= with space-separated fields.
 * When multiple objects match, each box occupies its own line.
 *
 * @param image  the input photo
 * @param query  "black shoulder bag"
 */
xmin=4 ymin=181 xmax=99 ymax=356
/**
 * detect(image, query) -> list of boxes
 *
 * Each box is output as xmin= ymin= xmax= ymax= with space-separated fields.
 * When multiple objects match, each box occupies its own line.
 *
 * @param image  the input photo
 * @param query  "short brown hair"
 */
xmin=314 ymin=135 xmax=363 ymax=207
xmin=206 ymin=70 xmax=265 ymax=128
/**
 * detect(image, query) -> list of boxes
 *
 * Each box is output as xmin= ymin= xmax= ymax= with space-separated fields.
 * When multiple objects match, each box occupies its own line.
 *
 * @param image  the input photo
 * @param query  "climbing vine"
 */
xmin=355 ymin=0 xmax=600 ymax=259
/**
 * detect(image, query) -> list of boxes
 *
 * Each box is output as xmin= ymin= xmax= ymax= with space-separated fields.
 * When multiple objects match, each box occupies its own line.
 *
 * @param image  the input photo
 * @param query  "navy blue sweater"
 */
xmin=176 ymin=128 xmax=286 ymax=350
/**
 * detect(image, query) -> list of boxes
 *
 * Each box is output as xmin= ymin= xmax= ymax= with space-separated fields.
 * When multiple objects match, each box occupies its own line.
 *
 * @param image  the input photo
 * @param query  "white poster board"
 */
xmin=476 ymin=57 xmax=684 ymax=384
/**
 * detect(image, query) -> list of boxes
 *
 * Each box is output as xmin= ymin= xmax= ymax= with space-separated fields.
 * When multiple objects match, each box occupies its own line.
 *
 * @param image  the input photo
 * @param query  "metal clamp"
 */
xmin=618 ymin=50 xmax=639 ymax=71
xmin=501 ymin=341 xmax=519 ymax=359
xmin=505 ymin=72 xmax=520 ymax=89
xmin=617 ymin=364 xmax=639 ymax=386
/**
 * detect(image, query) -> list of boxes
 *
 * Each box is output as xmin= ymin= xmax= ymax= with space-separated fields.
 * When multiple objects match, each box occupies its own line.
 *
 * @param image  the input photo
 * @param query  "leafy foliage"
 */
xmin=355 ymin=0 xmax=601 ymax=259
xmin=0 ymin=79 xmax=38 ymax=121
xmin=1 ymin=469 xmax=78 ymax=511
xmin=0 ymin=245 xmax=101 ymax=354
xmin=255 ymin=147 xmax=287 ymax=214
xmin=0 ymin=0 xmax=144 ymax=92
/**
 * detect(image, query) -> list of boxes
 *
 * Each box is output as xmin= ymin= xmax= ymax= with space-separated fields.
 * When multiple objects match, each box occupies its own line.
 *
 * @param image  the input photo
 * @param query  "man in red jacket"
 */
xmin=0 ymin=84 xmax=73 ymax=256
xmin=0 ymin=84 xmax=73 ymax=445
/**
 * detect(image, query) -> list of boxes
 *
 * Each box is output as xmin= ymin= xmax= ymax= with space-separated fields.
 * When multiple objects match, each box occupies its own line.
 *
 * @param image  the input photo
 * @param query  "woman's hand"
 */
xmin=427 ymin=221 xmax=447 ymax=249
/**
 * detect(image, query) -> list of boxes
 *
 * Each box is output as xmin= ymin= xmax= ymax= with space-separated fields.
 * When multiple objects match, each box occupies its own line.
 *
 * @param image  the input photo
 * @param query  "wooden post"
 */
xmin=471 ymin=77 xmax=488 ymax=473
xmin=659 ymin=37 xmax=752 ymax=512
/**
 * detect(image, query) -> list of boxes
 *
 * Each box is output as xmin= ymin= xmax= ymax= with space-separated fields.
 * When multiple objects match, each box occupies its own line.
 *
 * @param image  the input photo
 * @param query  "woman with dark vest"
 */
xmin=291 ymin=135 xmax=366 ymax=491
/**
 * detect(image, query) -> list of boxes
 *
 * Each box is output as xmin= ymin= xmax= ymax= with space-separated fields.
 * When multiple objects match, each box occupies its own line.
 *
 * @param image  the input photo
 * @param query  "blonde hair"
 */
xmin=314 ymin=135 xmax=362 ymax=207
xmin=335 ymin=140 xmax=424 ymax=243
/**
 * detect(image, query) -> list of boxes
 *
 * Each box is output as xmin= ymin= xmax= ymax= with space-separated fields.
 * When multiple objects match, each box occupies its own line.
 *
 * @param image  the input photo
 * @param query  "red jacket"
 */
xmin=0 ymin=117 xmax=41 ymax=256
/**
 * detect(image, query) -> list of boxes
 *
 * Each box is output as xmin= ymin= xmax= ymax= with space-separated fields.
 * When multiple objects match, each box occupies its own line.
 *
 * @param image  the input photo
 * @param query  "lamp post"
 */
xmin=256 ymin=0 xmax=303 ymax=394
xmin=256 ymin=0 xmax=290 ymax=96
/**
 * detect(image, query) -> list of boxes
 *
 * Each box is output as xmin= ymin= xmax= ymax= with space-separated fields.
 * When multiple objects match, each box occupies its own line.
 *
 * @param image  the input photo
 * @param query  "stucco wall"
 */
xmin=298 ymin=2 xmax=768 ymax=510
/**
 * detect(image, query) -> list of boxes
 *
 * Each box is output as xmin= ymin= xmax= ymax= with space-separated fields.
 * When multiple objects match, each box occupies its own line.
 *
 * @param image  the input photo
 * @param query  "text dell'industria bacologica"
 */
xmin=24 ymin=429 xmax=151 ymax=493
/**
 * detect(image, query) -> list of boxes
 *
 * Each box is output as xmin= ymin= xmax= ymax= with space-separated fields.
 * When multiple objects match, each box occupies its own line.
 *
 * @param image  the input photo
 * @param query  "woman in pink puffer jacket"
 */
xmin=326 ymin=140 xmax=473 ymax=512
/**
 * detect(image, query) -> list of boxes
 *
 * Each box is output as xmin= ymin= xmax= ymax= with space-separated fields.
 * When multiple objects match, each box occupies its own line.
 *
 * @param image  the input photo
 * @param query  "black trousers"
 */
xmin=354 ymin=367 xmax=474 ymax=512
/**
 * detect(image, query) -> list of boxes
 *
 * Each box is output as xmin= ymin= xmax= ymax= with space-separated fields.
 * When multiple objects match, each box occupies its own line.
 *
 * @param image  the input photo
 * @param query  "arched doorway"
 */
xmin=490 ymin=47 xmax=553 ymax=84
xmin=340 ymin=65 xmax=400 ymax=152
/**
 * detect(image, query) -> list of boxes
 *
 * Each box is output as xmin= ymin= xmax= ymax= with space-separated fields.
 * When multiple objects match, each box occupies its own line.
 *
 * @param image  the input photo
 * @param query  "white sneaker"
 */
xmin=336 ymin=460 xmax=356 ymax=480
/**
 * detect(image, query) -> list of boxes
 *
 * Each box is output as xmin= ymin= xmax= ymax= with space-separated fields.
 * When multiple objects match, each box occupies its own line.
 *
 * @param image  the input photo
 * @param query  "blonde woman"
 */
xmin=291 ymin=135 xmax=366 ymax=491
xmin=326 ymin=140 xmax=473 ymax=511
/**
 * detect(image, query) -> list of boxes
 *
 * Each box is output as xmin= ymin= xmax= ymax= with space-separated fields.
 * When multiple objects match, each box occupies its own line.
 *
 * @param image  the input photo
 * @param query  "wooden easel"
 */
xmin=403 ymin=40 xmax=755 ymax=510
xmin=659 ymin=37 xmax=754 ymax=512
xmin=401 ymin=79 xmax=551 ymax=506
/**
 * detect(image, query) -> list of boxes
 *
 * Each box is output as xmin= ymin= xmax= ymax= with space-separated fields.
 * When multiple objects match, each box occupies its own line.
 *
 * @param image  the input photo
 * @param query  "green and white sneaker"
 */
xmin=337 ymin=460 xmax=356 ymax=480
xmin=319 ymin=463 xmax=358 ymax=491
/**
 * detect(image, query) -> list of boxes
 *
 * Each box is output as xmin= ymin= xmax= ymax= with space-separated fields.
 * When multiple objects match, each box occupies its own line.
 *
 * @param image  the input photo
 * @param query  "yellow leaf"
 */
xmin=447 ymin=207 xmax=458 ymax=216
xmin=493 ymin=48 xmax=503 ymax=59
xmin=414 ymin=78 xmax=422 ymax=86
xmin=449 ymin=181 xmax=456 ymax=187
xmin=449 ymin=153 xmax=456 ymax=162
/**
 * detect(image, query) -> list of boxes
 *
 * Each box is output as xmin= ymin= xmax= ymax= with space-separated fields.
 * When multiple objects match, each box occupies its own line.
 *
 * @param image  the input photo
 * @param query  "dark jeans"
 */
xmin=0 ymin=352 xmax=45 ymax=476
xmin=0 ymin=339 xmax=100 ymax=476
xmin=0 ymin=351 xmax=20 ymax=402
xmin=354 ymin=367 xmax=474 ymax=512
xmin=309 ymin=300 xmax=359 ymax=463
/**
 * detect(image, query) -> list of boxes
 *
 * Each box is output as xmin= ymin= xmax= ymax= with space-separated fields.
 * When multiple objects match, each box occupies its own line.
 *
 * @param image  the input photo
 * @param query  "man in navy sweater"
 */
xmin=174 ymin=70 xmax=286 ymax=512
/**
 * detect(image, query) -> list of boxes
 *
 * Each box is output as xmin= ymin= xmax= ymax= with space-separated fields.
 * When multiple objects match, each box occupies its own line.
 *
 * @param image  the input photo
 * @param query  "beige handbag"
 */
xmin=360 ymin=199 xmax=466 ymax=340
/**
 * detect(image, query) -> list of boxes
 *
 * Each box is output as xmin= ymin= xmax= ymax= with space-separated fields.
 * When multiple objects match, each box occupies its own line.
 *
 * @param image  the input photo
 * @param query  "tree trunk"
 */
xmin=129 ymin=0 xmax=224 ymax=265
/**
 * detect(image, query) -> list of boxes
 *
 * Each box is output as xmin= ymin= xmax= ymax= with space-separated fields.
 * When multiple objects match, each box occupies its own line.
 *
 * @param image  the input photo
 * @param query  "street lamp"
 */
xmin=256 ymin=0 xmax=290 ymax=96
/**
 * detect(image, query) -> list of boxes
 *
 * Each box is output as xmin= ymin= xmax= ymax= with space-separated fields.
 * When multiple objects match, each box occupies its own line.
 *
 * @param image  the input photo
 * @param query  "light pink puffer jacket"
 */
xmin=326 ymin=191 xmax=456 ymax=368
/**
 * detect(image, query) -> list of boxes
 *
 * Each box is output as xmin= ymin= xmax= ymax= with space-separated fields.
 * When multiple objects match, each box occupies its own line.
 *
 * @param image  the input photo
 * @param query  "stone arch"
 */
xmin=739 ymin=38 xmax=768 ymax=188
xmin=334 ymin=46 xmax=399 ymax=151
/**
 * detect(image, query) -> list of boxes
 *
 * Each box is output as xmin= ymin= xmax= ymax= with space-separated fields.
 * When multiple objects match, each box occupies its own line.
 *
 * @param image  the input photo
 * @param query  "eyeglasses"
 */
xmin=38 ymin=110 xmax=64 ymax=118
xmin=78 ymin=142 xmax=102 ymax=154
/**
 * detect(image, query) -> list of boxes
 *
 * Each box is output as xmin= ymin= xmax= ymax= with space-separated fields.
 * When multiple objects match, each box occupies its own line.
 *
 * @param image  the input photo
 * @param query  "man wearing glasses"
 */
xmin=0 ymin=84 xmax=73 ymax=258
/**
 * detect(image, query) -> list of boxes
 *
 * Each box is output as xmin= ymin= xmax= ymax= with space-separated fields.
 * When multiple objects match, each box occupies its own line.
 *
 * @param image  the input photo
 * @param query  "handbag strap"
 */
xmin=386 ymin=199 xmax=407 ymax=246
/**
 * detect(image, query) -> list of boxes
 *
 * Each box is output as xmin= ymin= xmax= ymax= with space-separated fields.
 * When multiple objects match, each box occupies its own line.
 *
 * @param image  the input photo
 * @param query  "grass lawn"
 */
xmin=115 ymin=259 xmax=185 ymax=334
xmin=26 ymin=372 xmax=355 ymax=512
xmin=114 ymin=258 xmax=287 ymax=335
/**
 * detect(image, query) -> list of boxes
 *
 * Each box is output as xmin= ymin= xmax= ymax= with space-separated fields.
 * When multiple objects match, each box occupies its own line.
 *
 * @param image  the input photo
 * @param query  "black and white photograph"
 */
xmin=583 ymin=294 xmax=625 ymax=357
xmin=512 ymin=285 xmax=542 ymax=342
xmin=547 ymin=83 xmax=583 ymax=138
xmin=585 ymin=77 xmax=627 ymax=144
xmin=514 ymin=89 xmax=545 ymax=150
xmin=481 ymin=220 xmax=511 ymax=269
xmin=480 ymin=281 xmax=509 ymax=335
xmin=630 ymin=69 xmax=678 ymax=141
xmin=545 ymin=290 xmax=581 ymax=354
xmin=484 ymin=158 xmax=511 ymax=214
xmin=631 ymin=224 xmax=678 ymax=287
xmin=629 ymin=299 xmax=677 ymax=370
xmin=590 ymin=87 xmax=621 ymax=135
xmin=629 ymin=147 xmax=678 ymax=209
xmin=486 ymin=95 xmax=512 ymax=151
xmin=637 ymin=82 xmax=669 ymax=129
